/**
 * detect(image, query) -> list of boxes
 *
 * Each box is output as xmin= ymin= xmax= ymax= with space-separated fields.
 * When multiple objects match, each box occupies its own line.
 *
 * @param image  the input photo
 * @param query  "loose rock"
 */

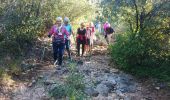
xmin=96 ymin=84 xmax=109 ymax=96
xmin=84 ymin=87 xmax=99 ymax=97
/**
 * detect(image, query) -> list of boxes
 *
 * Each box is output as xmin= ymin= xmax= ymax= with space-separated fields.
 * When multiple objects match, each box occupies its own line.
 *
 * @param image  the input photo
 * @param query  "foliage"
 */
xmin=0 ymin=0 xmax=96 ymax=79
xmin=49 ymin=63 xmax=88 ymax=100
xmin=0 ymin=0 xmax=96 ymax=57
xmin=103 ymin=0 xmax=170 ymax=81
xmin=0 ymin=0 xmax=56 ymax=56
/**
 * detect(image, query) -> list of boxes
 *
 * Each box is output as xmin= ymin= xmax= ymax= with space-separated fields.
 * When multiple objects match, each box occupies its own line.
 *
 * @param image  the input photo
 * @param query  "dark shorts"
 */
xmin=77 ymin=38 xmax=86 ymax=45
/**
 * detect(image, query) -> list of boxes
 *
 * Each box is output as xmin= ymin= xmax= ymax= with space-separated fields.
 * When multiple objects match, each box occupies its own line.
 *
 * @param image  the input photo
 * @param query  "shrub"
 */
xmin=111 ymin=32 xmax=170 ymax=81
xmin=102 ymin=0 xmax=170 ymax=82
xmin=49 ymin=62 xmax=87 ymax=100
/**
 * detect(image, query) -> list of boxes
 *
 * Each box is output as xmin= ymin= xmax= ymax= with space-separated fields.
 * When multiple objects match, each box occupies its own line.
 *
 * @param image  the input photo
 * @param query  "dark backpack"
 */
xmin=106 ymin=27 xmax=114 ymax=34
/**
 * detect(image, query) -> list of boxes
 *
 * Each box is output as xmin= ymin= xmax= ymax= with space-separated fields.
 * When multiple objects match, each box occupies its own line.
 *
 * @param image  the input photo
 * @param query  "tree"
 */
xmin=102 ymin=0 xmax=170 ymax=81
xmin=0 ymin=0 xmax=96 ymax=56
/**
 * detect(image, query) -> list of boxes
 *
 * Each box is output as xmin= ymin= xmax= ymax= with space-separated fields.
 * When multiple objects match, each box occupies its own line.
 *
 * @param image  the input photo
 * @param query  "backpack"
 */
xmin=53 ymin=26 xmax=65 ymax=44
xmin=106 ymin=27 xmax=114 ymax=34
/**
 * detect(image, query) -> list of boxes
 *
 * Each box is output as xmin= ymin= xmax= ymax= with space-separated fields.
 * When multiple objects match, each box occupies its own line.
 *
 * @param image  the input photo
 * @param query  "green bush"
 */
xmin=111 ymin=32 xmax=170 ymax=81
xmin=49 ymin=84 xmax=67 ymax=99
xmin=101 ymin=0 xmax=170 ymax=82
xmin=0 ymin=0 xmax=56 ymax=57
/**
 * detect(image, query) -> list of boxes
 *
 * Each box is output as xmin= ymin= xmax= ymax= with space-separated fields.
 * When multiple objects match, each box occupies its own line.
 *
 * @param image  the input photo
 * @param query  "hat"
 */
xmin=64 ymin=17 xmax=70 ymax=22
xmin=56 ymin=17 xmax=63 ymax=22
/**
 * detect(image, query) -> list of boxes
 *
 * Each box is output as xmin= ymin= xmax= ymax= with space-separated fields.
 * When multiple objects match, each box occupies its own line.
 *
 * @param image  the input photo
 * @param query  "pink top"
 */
xmin=90 ymin=26 xmax=95 ymax=33
xmin=86 ymin=27 xmax=95 ymax=40
xmin=103 ymin=23 xmax=110 ymax=31
xmin=48 ymin=25 xmax=69 ymax=43
xmin=86 ymin=27 xmax=92 ymax=39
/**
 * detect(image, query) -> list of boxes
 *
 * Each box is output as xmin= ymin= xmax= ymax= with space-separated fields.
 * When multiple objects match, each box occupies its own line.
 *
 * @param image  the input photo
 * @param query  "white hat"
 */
xmin=64 ymin=17 xmax=70 ymax=22
xmin=56 ymin=17 xmax=63 ymax=22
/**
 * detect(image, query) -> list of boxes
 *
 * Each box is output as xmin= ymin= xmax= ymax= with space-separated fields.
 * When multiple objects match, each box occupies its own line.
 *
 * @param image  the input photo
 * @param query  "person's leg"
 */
xmin=65 ymin=39 xmax=71 ymax=59
xmin=52 ymin=42 xmax=58 ymax=61
xmin=90 ymin=37 xmax=93 ymax=50
xmin=82 ymin=43 xmax=85 ymax=56
xmin=105 ymin=34 xmax=109 ymax=44
xmin=58 ymin=43 xmax=65 ymax=66
xmin=86 ymin=39 xmax=90 ymax=52
xmin=107 ymin=34 xmax=112 ymax=44
xmin=77 ymin=40 xmax=80 ymax=56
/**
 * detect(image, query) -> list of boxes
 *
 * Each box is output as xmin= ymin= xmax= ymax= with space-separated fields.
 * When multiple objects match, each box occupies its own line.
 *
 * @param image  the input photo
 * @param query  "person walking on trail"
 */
xmin=86 ymin=22 xmax=95 ymax=53
xmin=97 ymin=21 xmax=102 ymax=33
xmin=103 ymin=21 xmax=115 ymax=44
xmin=105 ymin=24 xmax=115 ymax=45
xmin=76 ymin=22 xmax=86 ymax=57
xmin=48 ymin=17 xmax=69 ymax=66
xmin=63 ymin=17 xmax=73 ymax=60
xmin=86 ymin=26 xmax=92 ymax=53
xmin=89 ymin=22 xmax=96 ymax=48
xmin=103 ymin=21 xmax=110 ymax=35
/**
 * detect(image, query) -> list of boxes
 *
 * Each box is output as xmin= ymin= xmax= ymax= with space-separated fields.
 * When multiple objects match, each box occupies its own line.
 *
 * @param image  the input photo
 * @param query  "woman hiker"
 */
xmin=63 ymin=17 xmax=73 ymax=60
xmin=76 ymin=22 xmax=87 ymax=57
xmin=48 ymin=17 xmax=69 ymax=66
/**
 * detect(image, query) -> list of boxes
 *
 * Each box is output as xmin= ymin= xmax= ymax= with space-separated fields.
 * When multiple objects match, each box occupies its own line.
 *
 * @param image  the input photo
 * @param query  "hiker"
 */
xmin=86 ymin=26 xmax=92 ymax=53
xmin=76 ymin=22 xmax=86 ymax=56
xmin=105 ymin=24 xmax=115 ymax=44
xmin=97 ymin=21 xmax=102 ymax=33
xmin=103 ymin=21 xmax=110 ymax=35
xmin=86 ymin=22 xmax=95 ymax=53
xmin=48 ymin=17 xmax=69 ymax=66
xmin=89 ymin=22 xmax=96 ymax=48
xmin=63 ymin=17 xmax=73 ymax=60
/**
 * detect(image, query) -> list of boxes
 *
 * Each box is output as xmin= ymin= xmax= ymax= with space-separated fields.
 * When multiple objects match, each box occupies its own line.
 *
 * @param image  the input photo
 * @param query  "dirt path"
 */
xmin=1 ymin=43 xmax=170 ymax=100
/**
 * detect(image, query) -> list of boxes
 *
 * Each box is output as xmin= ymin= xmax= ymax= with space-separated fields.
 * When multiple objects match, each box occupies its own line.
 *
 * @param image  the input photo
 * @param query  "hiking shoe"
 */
xmin=56 ymin=66 xmax=62 ymax=70
xmin=54 ymin=60 xmax=58 ymax=66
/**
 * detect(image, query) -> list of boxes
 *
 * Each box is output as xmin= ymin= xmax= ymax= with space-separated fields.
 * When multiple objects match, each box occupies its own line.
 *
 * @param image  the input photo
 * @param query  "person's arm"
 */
xmin=92 ymin=27 xmax=95 ymax=33
xmin=64 ymin=28 xmax=69 ymax=39
xmin=77 ymin=28 xmax=80 ymax=37
xmin=48 ymin=26 xmax=54 ymax=38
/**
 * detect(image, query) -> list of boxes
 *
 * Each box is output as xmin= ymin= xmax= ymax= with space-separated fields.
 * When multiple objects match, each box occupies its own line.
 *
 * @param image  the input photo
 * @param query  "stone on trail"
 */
xmin=38 ymin=75 xmax=44 ymax=79
xmin=101 ymin=80 xmax=117 ymax=92
xmin=96 ymin=84 xmax=110 ymax=96
xmin=155 ymin=87 xmax=160 ymax=90
xmin=82 ymin=69 xmax=91 ymax=76
xmin=54 ymin=67 xmax=69 ymax=75
xmin=44 ymin=80 xmax=56 ymax=85
xmin=115 ymin=90 xmax=125 ymax=97
xmin=77 ymin=60 xmax=84 ymax=65
xmin=103 ymin=68 xmax=110 ymax=73
xmin=27 ymin=79 xmax=36 ymax=87
xmin=84 ymin=87 xmax=99 ymax=97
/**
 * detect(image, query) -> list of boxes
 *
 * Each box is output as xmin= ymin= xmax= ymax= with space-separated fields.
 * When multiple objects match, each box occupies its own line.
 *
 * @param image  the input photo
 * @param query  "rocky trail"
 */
xmin=0 ymin=41 xmax=169 ymax=100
